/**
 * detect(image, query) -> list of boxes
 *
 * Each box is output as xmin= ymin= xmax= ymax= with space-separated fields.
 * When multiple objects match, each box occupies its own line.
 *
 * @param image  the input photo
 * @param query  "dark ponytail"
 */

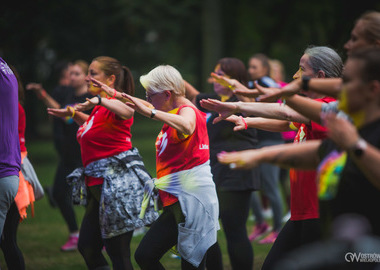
xmin=120 ymin=66 xmax=135 ymax=96
xmin=93 ymin=56 xmax=135 ymax=96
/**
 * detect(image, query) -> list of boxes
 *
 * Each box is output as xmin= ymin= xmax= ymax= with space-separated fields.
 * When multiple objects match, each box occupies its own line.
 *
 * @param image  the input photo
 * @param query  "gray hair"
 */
xmin=140 ymin=65 xmax=185 ymax=96
xmin=304 ymin=46 xmax=343 ymax=78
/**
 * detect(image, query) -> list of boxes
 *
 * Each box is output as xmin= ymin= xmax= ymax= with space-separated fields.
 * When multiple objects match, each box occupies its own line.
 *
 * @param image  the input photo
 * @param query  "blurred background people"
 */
xmin=26 ymin=60 xmax=92 ymax=251
xmin=247 ymin=53 xmax=284 ymax=244
xmin=186 ymin=57 xmax=259 ymax=269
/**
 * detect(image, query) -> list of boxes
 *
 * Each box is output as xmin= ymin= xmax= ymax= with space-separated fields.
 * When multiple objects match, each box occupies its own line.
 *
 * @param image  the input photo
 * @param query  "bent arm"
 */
xmin=351 ymin=144 xmax=380 ymax=191
xmin=26 ymin=83 xmax=61 ymax=109
xmin=152 ymin=107 xmax=196 ymax=136
xmin=307 ymin=78 xmax=342 ymax=98
xmin=98 ymin=98 xmax=134 ymax=119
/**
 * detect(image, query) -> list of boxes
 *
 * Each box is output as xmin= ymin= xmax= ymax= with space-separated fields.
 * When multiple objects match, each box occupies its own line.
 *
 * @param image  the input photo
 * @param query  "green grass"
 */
xmin=0 ymin=114 xmax=273 ymax=269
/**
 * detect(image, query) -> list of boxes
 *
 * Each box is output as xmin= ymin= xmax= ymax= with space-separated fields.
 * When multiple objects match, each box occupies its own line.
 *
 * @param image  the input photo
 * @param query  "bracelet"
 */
xmin=107 ymin=89 xmax=117 ymax=100
xmin=302 ymin=76 xmax=311 ymax=91
xmin=67 ymin=106 xmax=75 ymax=118
xmin=349 ymin=138 xmax=367 ymax=158
xmin=150 ymin=108 xmax=157 ymax=119
xmin=96 ymin=95 xmax=102 ymax=105
xmin=38 ymin=89 xmax=47 ymax=99
xmin=240 ymin=116 xmax=248 ymax=130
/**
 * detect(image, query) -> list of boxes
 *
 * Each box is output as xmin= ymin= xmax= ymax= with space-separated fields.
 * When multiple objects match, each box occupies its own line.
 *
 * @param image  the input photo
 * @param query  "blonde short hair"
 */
xmin=140 ymin=65 xmax=185 ymax=96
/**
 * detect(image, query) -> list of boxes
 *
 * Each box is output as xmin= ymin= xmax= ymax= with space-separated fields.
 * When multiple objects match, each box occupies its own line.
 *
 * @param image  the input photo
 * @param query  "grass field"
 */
xmin=0 ymin=114 xmax=274 ymax=269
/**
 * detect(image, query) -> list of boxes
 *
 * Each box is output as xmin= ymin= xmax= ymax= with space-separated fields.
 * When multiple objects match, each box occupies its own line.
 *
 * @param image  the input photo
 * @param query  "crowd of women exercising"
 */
xmin=1 ymin=9 xmax=380 ymax=270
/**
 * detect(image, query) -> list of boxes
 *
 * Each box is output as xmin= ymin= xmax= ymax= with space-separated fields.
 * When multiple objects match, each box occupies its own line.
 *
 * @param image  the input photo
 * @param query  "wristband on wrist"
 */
xmin=67 ymin=106 xmax=75 ymax=118
xmin=150 ymin=108 xmax=157 ymax=118
xmin=38 ymin=89 xmax=47 ymax=99
xmin=96 ymin=95 xmax=102 ymax=105
xmin=349 ymin=138 xmax=367 ymax=158
xmin=71 ymin=107 xmax=76 ymax=118
xmin=240 ymin=116 xmax=248 ymax=130
xmin=302 ymin=76 xmax=311 ymax=91
xmin=107 ymin=89 xmax=117 ymax=100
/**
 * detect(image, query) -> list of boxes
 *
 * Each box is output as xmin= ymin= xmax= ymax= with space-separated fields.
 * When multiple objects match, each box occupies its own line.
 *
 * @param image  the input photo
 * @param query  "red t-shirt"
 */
xmin=156 ymin=105 xmax=210 ymax=207
xmin=18 ymin=103 xmax=27 ymax=152
xmin=289 ymin=96 xmax=335 ymax=221
xmin=77 ymin=105 xmax=133 ymax=186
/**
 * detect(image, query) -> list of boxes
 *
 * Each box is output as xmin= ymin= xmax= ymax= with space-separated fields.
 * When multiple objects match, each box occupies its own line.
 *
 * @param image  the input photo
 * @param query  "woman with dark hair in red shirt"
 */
xmin=48 ymin=56 xmax=158 ymax=270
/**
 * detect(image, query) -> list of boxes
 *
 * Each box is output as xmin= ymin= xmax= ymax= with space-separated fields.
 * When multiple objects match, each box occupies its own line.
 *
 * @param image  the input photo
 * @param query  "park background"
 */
xmin=1 ymin=0 xmax=380 ymax=269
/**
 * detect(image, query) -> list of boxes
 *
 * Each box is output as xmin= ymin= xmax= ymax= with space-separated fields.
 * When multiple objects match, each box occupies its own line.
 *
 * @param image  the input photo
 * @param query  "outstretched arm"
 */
xmin=217 ymin=140 xmax=321 ymax=170
xmin=122 ymin=94 xmax=196 ymax=137
xmin=258 ymin=78 xmax=342 ymax=102
xmin=47 ymin=107 xmax=89 ymax=126
xmin=26 ymin=83 xmax=61 ymax=109
xmin=210 ymin=73 xmax=255 ymax=102
xmin=200 ymin=98 xmax=311 ymax=124
xmin=216 ymin=115 xmax=291 ymax=133
xmin=88 ymin=77 xmax=148 ymax=106
xmin=76 ymin=96 xmax=135 ymax=120
xmin=284 ymin=95 xmax=325 ymax=124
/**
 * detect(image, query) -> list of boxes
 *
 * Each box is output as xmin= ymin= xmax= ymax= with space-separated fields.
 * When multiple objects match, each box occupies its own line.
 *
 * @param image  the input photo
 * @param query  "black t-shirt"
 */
xmin=196 ymin=93 xmax=260 ymax=191
xmin=248 ymin=76 xmax=283 ymax=142
xmin=51 ymin=85 xmax=74 ymax=155
xmin=51 ymin=86 xmax=92 ymax=168
xmin=318 ymin=118 xmax=380 ymax=236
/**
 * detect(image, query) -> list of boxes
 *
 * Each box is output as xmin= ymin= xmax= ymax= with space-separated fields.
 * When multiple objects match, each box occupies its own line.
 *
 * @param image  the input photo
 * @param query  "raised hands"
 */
xmin=121 ymin=93 xmax=153 ymax=117
xmin=47 ymin=107 xmax=74 ymax=118
xmin=216 ymin=115 xmax=248 ymax=131
xmin=257 ymin=78 xmax=302 ymax=102
xmin=26 ymin=82 xmax=44 ymax=92
xmin=74 ymin=97 xmax=100 ymax=112
xmin=89 ymin=77 xmax=117 ymax=98
xmin=211 ymin=72 xmax=260 ymax=98
xmin=200 ymin=98 xmax=238 ymax=120
xmin=217 ymin=149 xmax=262 ymax=169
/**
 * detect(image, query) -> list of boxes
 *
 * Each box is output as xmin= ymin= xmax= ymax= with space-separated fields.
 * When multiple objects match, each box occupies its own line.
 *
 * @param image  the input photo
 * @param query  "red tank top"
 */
xmin=156 ymin=105 xmax=210 ymax=206
xmin=77 ymin=105 xmax=133 ymax=186
xmin=289 ymin=96 xmax=335 ymax=220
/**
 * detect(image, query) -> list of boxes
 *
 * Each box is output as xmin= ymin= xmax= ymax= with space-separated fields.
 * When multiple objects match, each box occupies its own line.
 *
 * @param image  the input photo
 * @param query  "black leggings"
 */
xmin=135 ymin=202 xmax=206 ymax=270
xmin=207 ymin=190 xmax=253 ymax=270
xmin=78 ymin=185 xmax=134 ymax=270
xmin=262 ymin=218 xmax=321 ymax=270
xmin=0 ymin=202 xmax=25 ymax=270
xmin=52 ymin=160 xmax=79 ymax=233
